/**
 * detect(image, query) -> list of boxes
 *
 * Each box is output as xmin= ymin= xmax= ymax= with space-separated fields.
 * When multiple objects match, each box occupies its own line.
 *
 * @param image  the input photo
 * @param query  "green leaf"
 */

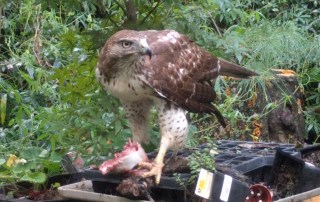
xmin=50 ymin=151 xmax=62 ymax=163
xmin=87 ymin=14 xmax=92 ymax=23
xmin=12 ymin=163 xmax=26 ymax=174
xmin=307 ymin=123 xmax=314 ymax=132
xmin=255 ymin=12 xmax=261 ymax=22
xmin=20 ymin=147 xmax=42 ymax=160
xmin=43 ymin=160 xmax=61 ymax=173
xmin=0 ymin=94 xmax=7 ymax=125
xmin=0 ymin=159 xmax=6 ymax=166
xmin=37 ymin=133 xmax=49 ymax=141
xmin=51 ymin=182 xmax=61 ymax=189
xmin=114 ymin=119 xmax=122 ymax=135
xmin=21 ymin=172 xmax=47 ymax=184
xmin=39 ymin=149 xmax=49 ymax=158
xmin=50 ymin=135 xmax=57 ymax=152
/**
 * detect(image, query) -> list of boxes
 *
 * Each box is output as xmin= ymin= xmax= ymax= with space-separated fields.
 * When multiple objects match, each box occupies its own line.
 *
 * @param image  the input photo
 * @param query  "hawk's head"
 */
xmin=97 ymin=30 xmax=152 ymax=80
xmin=103 ymin=30 xmax=152 ymax=61
xmin=97 ymin=30 xmax=152 ymax=81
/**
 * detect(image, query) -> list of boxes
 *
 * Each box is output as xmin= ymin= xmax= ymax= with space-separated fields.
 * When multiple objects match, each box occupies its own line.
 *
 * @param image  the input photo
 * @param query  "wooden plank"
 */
xmin=304 ymin=195 xmax=320 ymax=202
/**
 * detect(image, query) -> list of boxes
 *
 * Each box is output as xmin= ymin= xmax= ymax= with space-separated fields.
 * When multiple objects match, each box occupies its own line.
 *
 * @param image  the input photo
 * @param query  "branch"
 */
xmin=140 ymin=0 xmax=163 ymax=25
xmin=209 ymin=15 xmax=222 ymax=36
xmin=124 ymin=0 xmax=137 ymax=23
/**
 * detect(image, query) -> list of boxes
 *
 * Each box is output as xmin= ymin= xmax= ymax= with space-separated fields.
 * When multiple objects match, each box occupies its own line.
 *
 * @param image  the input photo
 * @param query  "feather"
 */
xmin=97 ymin=29 xmax=258 ymax=129
xmin=140 ymin=30 xmax=258 ymax=127
xmin=218 ymin=59 xmax=259 ymax=78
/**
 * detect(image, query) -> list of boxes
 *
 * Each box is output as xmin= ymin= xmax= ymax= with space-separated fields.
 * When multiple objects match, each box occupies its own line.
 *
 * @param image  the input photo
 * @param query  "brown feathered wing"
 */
xmin=140 ymin=30 xmax=257 ymax=127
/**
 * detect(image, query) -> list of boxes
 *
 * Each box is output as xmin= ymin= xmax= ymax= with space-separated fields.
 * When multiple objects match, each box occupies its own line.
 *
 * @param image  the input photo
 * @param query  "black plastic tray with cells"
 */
xmin=85 ymin=140 xmax=299 ymax=185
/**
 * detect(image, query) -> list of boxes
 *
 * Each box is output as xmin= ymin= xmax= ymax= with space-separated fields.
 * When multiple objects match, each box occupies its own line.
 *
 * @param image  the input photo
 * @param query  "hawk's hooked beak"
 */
xmin=140 ymin=38 xmax=152 ymax=59
xmin=145 ymin=48 xmax=152 ymax=59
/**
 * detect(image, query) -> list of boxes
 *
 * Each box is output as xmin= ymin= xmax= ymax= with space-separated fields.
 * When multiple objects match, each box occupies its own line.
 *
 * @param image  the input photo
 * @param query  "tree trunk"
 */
xmin=124 ymin=0 xmax=137 ymax=24
xmin=225 ymin=69 xmax=305 ymax=144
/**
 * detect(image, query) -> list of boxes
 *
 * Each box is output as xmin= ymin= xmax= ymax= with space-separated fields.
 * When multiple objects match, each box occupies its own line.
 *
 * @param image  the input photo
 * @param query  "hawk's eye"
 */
xmin=121 ymin=41 xmax=133 ymax=48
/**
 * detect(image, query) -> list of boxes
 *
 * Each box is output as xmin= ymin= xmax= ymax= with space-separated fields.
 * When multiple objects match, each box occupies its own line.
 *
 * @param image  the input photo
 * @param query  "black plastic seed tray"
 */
xmin=82 ymin=141 xmax=299 ymax=202
xmin=84 ymin=171 xmax=189 ymax=190
xmin=216 ymin=141 xmax=299 ymax=184
xmin=215 ymin=140 xmax=299 ymax=173
xmin=147 ymin=140 xmax=298 ymax=173
xmin=84 ymin=140 xmax=298 ymax=184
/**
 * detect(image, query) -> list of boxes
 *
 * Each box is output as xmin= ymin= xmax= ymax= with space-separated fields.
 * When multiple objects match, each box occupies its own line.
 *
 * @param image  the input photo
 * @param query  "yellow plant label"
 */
xmin=195 ymin=168 xmax=214 ymax=199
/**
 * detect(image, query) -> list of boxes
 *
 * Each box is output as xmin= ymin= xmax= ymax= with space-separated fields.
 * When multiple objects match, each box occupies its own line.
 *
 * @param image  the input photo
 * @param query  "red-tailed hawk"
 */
xmin=96 ymin=30 xmax=258 ymax=183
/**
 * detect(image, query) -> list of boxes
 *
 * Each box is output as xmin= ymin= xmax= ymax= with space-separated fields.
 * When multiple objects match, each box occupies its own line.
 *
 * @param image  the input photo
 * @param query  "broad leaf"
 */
xmin=21 ymin=172 xmax=47 ymax=184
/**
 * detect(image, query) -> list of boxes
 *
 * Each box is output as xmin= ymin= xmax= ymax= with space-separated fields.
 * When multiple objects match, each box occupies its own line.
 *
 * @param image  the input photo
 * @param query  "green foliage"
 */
xmin=173 ymin=139 xmax=217 ymax=187
xmin=218 ymin=21 xmax=319 ymax=139
xmin=169 ymin=1 xmax=319 ymax=141
xmin=187 ymin=139 xmax=217 ymax=184
xmin=0 ymin=0 xmax=111 ymax=184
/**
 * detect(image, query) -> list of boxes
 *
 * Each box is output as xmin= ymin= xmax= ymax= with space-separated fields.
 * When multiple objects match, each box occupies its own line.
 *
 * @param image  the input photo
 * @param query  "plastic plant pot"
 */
xmin=300 ymin=144 xmax=320 ymax=168
xmin=235 ymin=156 xmax=274 ymax=180
xmin=245 ymin=184 xmax=272 ymax=202
xmin=268 ymin=148 xmax=320 ymax=200
xmin=58 ymin=180 xmax=149 ymax=202
xmin=207 ymin=171 xmax=250 ymax=202
xmin=85 ymin=171 xmax=189 ymax=202
xmin=92 ymin=180 xmax=187 ymax=202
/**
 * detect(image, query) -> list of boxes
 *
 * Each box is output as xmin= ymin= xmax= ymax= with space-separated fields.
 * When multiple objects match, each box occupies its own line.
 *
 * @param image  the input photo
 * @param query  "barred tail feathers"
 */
xmin=219 ymin=59 xmax=258 ymax=78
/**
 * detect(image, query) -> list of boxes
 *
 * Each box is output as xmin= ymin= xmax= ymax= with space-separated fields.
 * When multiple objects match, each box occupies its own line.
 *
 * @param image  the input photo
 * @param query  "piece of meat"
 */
xmin=99 ymin=139 xmax=149 ymax=175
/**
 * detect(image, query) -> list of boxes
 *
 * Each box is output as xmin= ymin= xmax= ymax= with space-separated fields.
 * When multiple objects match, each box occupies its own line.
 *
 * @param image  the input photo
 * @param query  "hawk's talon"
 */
xmin=138 ymin=162 xmax=153 ymax=170
xmin=139 ymin=161 xmax=164 ymax=184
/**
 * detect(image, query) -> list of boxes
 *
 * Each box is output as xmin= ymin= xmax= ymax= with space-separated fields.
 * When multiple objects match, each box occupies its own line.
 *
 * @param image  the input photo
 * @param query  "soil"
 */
xmin=1 ymin=173 xmax=82 ymax=201
xmin=275 ymin=164 xmax=299 ymax=198
xmin=302 ymin=150 xmax=320 ymax=167
xmin=28 ymin=189 xmax=63 ymax=201
xmin=4 ymin=184 xmax=63 ymax=201
xmin=163 ymin=156 xmax=190 ymax=174
xmin=244 ymin=165 xmax=300 ymax=201
xmin=93 ymin=179 xmax=195 ymax=202
xmin=244 ymin=162 xmax=301 ymax=201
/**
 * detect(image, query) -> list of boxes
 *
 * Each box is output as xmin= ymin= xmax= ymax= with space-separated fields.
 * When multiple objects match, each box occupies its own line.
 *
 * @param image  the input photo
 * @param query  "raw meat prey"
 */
xmin=99 ymin=139 xmax=149 ymax=175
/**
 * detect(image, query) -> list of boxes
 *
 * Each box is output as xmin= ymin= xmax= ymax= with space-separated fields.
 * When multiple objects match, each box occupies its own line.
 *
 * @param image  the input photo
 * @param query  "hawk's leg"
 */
xmin=139 ymin=137 xmax=169 ymax=184
xmin=139 ymin=100 xmax=188 ymax=184
xmin=123 ymin=100 xmax=151 ymax=144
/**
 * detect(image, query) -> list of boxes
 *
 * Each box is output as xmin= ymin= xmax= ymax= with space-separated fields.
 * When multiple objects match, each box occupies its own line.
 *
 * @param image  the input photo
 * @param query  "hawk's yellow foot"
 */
xmin=139 ymin=161 xmax=164 ymax=184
